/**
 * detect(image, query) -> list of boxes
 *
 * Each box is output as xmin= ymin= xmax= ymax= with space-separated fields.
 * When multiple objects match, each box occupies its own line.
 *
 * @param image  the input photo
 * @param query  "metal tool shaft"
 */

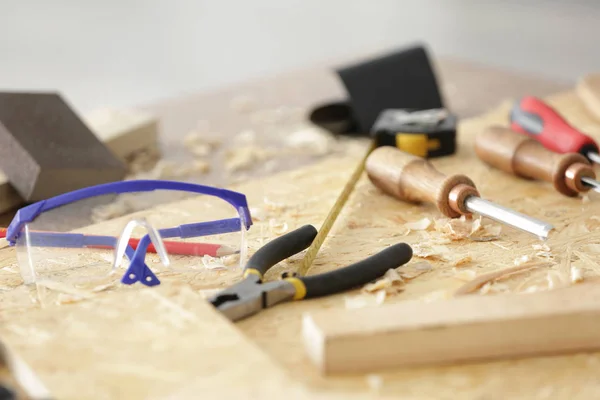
xmin=581 ymin=176 xmax=600 ymax=193
xmin=465 ymin=196 xmax=554 ymax=240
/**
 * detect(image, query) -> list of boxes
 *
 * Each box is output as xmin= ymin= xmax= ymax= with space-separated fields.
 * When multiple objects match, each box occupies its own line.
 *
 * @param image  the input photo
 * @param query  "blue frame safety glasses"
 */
xmin=6 ymin=180 xmax=252 ymax=287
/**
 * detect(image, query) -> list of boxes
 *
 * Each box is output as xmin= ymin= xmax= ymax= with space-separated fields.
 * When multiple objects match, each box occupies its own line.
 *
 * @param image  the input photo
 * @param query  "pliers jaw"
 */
xmin=209 ymin=276 xmax=297 ymax=322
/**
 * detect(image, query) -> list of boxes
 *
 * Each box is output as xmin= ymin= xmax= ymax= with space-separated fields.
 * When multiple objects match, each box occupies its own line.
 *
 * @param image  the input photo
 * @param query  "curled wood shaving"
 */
xmin=452 ymin=255 xmax=473 ymax=267
xmin=404 ymin=218 xmax=432 ymax=231
xmin=225 ymin=145 xmax=275 ymax=172
xmin=362 ymin=269 xmax=404 ymax=294
xmin=269 ymin=219 xmax=289 ymax=235
xmin=284 ymin=126 xmax=334 ymax=156
xmin=201 ymin=255 xmax=228 ymax=270
xmin=366 ymin=374 xmax=383 ymax=392
xmin=183 ymin=131 xmax=221 ymax=152
xmin=514 ymin=255 xmax=532 ymax=266
xmin=230 ymin=95 xmax=258 ymax=113
xmin=571 ymin=266 xmax=584 ymax=283
xmin=582 ymin=194 xmax=590 ymax=204
xmin=412 ymin=244 xmax=451 ymax=260
xmin=413 ymin=261 xmax=433 ymax=271
xmin=452 ymin=269 xmax=477 ymax=282
xmin=263 ymin=197 xmax=287 ymax=212
xmin=455 ymin=261 xmax=550 ymax=296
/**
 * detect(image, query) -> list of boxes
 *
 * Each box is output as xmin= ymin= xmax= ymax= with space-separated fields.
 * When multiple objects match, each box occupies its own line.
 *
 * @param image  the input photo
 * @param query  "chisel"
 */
xmin=475 ymin=126 xmax=600 ymax=196
xmin=365 ymin=146 xmax=554 ymax=239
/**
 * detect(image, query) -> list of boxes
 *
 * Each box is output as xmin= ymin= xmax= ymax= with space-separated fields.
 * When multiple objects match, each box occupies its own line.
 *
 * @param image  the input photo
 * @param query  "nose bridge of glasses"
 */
xmin=115 ymin=219 xmax=170 ymax=287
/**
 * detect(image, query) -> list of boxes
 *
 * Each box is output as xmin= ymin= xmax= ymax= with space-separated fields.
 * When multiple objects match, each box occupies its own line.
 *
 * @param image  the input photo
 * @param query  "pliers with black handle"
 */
xmin=210 ymin=224 xmax=413 ymax=321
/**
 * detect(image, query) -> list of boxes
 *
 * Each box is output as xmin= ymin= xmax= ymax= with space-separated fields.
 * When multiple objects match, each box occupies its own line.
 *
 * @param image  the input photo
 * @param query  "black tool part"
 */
xmin=244 ymin=225 xmax=318 ymax=277
xmin=0 ymin=384 xmax=15 ymax=400
xmin=373 ymin=111 xmax=457 ymax=158
xmin=300 ymin=243 xmax=413 ymax=299
xmin=336 ymin=45 xmax=444 ymax=132
xmin=0 ymin=92 xmax=127 ymax=201
xmin=309 ymin=102 xmax=358 ymax=135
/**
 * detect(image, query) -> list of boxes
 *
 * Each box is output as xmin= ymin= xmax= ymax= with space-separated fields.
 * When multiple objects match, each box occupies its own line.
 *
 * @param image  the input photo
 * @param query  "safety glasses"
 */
xmin=5 ymin=180 xmax=252 ymax=288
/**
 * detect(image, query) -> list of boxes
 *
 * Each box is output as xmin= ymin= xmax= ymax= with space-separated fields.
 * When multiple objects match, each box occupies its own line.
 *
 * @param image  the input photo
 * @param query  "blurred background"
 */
xmin=0 ymin=0 xmax=598 ymax=113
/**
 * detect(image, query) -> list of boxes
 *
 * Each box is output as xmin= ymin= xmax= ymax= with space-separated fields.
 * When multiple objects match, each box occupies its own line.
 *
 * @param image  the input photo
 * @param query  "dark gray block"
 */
xmin=0 ymin=92 xmax=127 ymax=201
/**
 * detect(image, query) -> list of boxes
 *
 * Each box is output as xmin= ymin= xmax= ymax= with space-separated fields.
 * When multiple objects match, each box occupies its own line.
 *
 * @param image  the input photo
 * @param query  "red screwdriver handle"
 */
xmin=510 ymin=96 xmax=599 ymax=156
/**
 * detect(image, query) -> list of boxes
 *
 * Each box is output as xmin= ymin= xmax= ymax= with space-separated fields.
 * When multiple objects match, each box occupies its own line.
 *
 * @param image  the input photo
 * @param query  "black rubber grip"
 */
xmin=244 ymin=225 xmax=318 ymax=277
xmin=300 ymin=243 xmax=413 ymax=299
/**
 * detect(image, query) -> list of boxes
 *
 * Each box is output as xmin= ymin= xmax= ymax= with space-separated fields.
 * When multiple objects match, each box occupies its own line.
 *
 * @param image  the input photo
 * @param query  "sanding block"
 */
xmin=0 ymin=92 xmax=127 ymax=201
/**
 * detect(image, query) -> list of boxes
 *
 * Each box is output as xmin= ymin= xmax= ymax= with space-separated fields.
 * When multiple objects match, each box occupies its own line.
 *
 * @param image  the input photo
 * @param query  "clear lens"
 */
xmin=16 ymin=191 xmax=246 ymax=287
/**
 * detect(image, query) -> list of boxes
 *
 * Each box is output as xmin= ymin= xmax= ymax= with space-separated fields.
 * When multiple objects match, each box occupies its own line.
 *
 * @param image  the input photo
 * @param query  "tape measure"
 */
xmin=371 ymin=108 xmax=457 ymax=158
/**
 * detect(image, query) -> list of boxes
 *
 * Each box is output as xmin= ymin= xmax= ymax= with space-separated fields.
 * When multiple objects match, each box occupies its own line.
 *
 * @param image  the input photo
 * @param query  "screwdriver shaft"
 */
xmin=581 ymin=176 xmax=600 ymax=193
xmin=464 ymin=196 xmax=553 ymax=240
xmin=587 ymin=151 xmax=600 ymax=166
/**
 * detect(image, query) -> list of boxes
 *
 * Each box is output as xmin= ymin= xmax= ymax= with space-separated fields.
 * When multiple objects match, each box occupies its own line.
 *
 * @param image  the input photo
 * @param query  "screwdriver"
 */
xmin=475 ymin=126 xmax=600 ymax=196
xmin=510 ymin=96 xmax=600 ymax=165
xmin=365 ymin=147 xmax=554 ymax=239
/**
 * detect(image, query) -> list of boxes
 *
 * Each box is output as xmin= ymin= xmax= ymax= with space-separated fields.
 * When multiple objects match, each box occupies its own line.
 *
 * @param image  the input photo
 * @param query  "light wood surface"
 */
xmin=303 ymin=282 xmax=600 ymax=374
xmin=0 ymin=61 xmax=593 ymax=399
xmin=475 ymin=126 xmax=594 ymax=196
xmin=2 ymin=88 xmax=600 ymax=398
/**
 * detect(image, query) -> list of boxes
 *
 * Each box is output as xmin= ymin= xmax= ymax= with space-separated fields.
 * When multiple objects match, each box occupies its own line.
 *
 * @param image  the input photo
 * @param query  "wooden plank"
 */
xmin=0 ymin=108 xmax=158 ymax=213
xmin=303 ymin=283 xmax=600 ymax=374
xmin=0 ymin=283 xmax=366 ymax=400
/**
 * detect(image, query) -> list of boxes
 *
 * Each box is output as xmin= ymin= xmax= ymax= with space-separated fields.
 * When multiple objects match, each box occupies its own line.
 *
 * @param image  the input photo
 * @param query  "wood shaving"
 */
xmin=413 ymin=261 xmax=433 ymax=271
xmin=452 ymin=255 xmax=473 ymax=267
xmin=469 ymin=224 xmax=502 ymax=242
xmin=434 ymin=217 xmax=471 ymax=240
xmin=249 ymin=207 xmax=265 ymax=221
xmin=366 ymin=374 xmax=383 ymax=392
xmin=514 ymin=255 xmax=532 ymax=266
xmin=284 ymin=126 xmax=334 ymax=156
xmin=362 ymin=268 xmax=404 ymax=294
xmin=582 ymin=194 xmax=590 ymax=204
xmin=268 ymin=219 xmax=288 ymax=235
xmin=188 ymin=144 xmax=212 ymax=157
xmin=405 ymin=218 xmax=432 ymax=231
xmin=183 ymin=131 xmax=221 ymax=151
xmin=201 ymin=255 xmax=228 ymax=270
xmin=374 ymin=289 xmax=386 ymax=305
xmin=455 ymin=261 xmax=550 ymax=296
xmin=263 ymin=197 xmax=287 ymax=212
xmin=399 ymin=269 xmax=430 ymax=280
xmin=230 ymin=95 xmax=257 ymax=113
xmin=412 ymin=244 xmax=451 ymax=260
xmin=233 ymin=130 xmax=257 ymax=145
xmin=546 ymin=270 xmax=563 ymax=289
xmin=452 ymin=269 xmax=477 ymax=282
xmin=225 ymin=145 xmax=275 ymax=172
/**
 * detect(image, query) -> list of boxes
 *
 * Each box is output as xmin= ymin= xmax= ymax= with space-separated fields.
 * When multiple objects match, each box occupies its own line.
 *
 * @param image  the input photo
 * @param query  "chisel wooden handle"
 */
xmin=366 ymin=146 xmax=479 ymax=218
xmin=475 ymin=126 xmax=595 ymax=197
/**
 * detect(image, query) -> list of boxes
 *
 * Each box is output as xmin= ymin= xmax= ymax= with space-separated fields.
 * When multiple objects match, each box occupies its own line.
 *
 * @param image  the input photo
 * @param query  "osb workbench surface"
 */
xmin=4 ymin=60 xmax=600 ymax=399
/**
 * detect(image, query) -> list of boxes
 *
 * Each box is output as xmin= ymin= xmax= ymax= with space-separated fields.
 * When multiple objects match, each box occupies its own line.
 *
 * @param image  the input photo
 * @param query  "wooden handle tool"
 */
xmin=366 ymin=146 xmax=554 ymax=239
xmin=475 ymin=126 xmax=600 ymax=197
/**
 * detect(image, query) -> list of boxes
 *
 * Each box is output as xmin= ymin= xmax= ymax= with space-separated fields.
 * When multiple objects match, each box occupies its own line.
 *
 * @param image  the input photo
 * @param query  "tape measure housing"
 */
xmin=372 ymin=108 xmax=457 ymax=158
